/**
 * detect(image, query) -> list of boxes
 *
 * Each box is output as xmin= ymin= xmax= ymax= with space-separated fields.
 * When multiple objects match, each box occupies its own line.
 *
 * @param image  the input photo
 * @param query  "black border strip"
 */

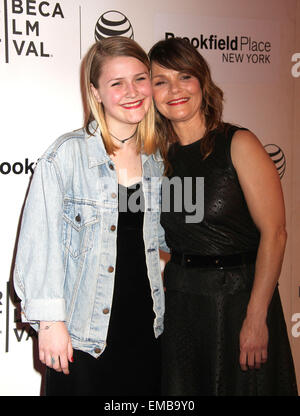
xmin=4 ymin=0 xmax=9 ymax=63
xmin=5 ymin=281 xmax=9 ymax=352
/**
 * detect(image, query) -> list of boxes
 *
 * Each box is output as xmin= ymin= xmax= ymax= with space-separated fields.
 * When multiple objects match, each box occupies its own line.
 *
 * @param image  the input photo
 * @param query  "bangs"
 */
xmin=149 ymin=39 xmax=204 ymax=83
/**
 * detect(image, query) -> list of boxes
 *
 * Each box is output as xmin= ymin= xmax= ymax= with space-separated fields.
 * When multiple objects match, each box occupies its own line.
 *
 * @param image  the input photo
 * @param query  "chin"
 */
xmin=126 ymin=111 xmax=148 ymax=124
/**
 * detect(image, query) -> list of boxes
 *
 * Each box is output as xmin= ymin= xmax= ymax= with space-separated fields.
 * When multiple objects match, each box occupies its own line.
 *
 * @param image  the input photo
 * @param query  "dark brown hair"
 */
xmin=149 ymin=38 xmax=224 ymax=164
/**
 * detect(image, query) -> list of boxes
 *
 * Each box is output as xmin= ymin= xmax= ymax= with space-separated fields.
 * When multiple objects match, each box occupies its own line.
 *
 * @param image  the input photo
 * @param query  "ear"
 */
xmin=90 ymin=83 xmax=102 ymax=103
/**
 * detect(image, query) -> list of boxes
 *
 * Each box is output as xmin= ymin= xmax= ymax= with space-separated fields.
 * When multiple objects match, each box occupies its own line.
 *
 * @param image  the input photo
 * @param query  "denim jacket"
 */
xmin=13 ymin=122 xmax=168 ymax=358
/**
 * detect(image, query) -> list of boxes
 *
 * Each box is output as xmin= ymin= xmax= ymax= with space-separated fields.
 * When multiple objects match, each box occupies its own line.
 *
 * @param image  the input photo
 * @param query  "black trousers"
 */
xmin=45 ymin=339 xmax=161 ymax=396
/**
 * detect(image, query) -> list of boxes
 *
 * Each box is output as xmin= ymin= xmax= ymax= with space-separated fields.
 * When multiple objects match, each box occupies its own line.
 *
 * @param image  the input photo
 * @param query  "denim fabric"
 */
xmin=13 ymin=122 xmax=168 ymax=358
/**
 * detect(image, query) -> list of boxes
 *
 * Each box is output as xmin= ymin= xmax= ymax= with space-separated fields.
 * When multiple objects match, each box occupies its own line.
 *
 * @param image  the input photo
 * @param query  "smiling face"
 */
xmin=151 ymin=62 xmax=203 ymax=127
xmin=91 ymin=56 xmax=152 ymax=133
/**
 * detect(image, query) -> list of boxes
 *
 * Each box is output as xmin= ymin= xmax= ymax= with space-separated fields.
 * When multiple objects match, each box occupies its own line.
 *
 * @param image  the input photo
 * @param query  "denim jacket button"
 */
xmin=108 ymin=266 xmax=114 ymax=273
xmin=103 ymin=308 xmax=110 ymax=314
xmin=94 ymin=347 xmax=101 ymax=354
xmin=109 ymin=164 xmax=114 ymax=170
xmin=75 ymin=214 xmax=81 ymax=222
xmin=110 ymin=225 xmax=116 ymax=231
xmin=111 ymin=193 xmax=117 ymax=199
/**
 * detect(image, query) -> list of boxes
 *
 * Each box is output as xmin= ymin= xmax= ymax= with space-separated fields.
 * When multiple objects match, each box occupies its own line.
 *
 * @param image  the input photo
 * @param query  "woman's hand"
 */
xmin=38 ymin=321 xmax=73 ymax=375
xmin=239 ymin=315 xmax=268 ymax=371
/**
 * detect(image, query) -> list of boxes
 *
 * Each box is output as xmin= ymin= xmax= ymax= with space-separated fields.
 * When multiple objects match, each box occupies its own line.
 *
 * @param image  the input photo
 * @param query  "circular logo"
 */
xmin=264 ymin=144 xmax=286 ymax=179
xmin=95 ymin=11 xmax=134 ymax=41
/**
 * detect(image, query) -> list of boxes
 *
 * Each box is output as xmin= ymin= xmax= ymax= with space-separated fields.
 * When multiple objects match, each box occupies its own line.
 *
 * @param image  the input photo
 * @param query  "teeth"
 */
xmin=122 ymin=100 xmax=142 ymax=108
xmin=169 ymin=98 xmax=188 ymax=104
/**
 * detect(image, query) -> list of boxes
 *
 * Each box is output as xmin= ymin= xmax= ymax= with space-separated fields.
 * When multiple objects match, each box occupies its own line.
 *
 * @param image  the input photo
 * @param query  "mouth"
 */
xmin=121 ymin=99 xmax=144 ymax=109
xmin=167 ymin=97 xmax=189 ymax=106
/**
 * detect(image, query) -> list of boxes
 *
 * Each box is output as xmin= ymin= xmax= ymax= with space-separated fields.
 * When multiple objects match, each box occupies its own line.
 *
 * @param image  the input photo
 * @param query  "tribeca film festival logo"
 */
xmin=95 ymin=10 xmax=134 ymax=41
xmin=0 ymin=0 xmax=64 ymax=63
xmin=291 ymin=53 xmax=300 ymax=78
xmin=165 ymin=32 xmax=272 ymax=64
xmin=0 ymin=282 xmax=36 ymax=353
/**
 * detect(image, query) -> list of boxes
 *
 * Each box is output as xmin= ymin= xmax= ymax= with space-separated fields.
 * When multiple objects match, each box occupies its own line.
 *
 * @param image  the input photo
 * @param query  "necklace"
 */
xmin=110 ymin=128 xmax=137 ymax=144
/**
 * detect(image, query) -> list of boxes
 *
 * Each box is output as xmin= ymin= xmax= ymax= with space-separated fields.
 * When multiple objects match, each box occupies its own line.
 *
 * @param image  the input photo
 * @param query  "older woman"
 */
xmin=150 ymin=37 xmax=297 ymax=396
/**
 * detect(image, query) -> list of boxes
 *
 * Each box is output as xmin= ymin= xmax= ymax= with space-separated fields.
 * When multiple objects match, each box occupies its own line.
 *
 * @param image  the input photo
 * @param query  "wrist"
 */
xmin=39 ymin=321 xmax=61 ymax=331
xmin=246 ymin=305 xmax=268 ymax=322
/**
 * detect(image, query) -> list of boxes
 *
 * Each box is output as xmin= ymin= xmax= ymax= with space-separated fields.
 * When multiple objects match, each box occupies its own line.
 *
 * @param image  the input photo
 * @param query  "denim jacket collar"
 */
xmin=85 ymin=122 xmax=110 ymax=168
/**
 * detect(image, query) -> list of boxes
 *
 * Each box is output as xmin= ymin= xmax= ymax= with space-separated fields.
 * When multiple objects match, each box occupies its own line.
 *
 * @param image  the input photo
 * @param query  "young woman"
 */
xmin=149 ymin=37 xmax=298 ymax=396
xmin=13 ymin=37 xmax=167 ymax=396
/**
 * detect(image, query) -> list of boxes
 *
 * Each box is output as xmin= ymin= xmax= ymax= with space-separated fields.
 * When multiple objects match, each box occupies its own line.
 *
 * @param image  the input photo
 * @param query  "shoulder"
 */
xmin=231 ymin=129 xmax=275 ymax=173
xmin=212 ymin=123 xmax=248 ymax=148
xmin=231 ymin=129 xmax=265 ymax=156
xmin=40 ymin=127 xmax=86 ymax=162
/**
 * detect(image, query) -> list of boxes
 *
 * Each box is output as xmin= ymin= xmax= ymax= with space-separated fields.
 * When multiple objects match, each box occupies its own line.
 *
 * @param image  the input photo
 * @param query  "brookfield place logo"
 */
xmin=165 ymin=32 xmax=272 ymax=64
xmin=264 ymin=144 xmax=286 ymax=179
xmin=95 ymin=10 xmax=134 ymax=41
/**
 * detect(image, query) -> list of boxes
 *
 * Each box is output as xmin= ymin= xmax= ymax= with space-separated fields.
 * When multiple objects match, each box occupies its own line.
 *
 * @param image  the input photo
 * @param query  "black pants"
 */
xmin=45 ymin=339 xmax=161 ymax=396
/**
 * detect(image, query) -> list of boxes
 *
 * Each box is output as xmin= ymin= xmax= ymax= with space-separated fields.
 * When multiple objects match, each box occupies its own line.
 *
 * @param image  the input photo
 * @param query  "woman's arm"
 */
xmin=39 ymin=321 xmax=73 ymax=374
xmin=231 ymin=129 xmax=287 ymax=371
xmin=13 ymin=157 xmax=72 ymax=373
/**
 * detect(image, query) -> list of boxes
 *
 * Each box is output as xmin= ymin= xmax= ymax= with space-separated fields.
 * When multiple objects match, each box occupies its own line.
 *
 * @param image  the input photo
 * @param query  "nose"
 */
xmin=169 ymin=79 xmax=181 ymax=94
xmin=125 ymin=81 xmax=138 ymax=98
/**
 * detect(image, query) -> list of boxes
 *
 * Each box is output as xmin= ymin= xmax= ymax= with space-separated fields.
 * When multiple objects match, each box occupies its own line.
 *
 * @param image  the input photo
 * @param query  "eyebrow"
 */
xmin=107 ymin=72 xmax=148 ymax=84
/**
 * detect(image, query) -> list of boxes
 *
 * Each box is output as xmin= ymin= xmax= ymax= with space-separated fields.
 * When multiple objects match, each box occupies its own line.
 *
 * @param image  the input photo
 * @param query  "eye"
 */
xmin=111 ymin=81 xmax=122 ymax=87
xmin=153 ymin=80 xmax=166 ymax=86
xmin=181 ymin=74 xmax=192 ymax=80
xmin=136 ymin=76 xmax=147 ymax=82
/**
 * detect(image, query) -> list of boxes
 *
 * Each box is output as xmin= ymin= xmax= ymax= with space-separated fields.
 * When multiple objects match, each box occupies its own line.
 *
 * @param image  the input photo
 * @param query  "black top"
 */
xmin=160 ymin=124 xmax=260 ymax=256
xmin=107 ymin=182 xmax=155 ymax=344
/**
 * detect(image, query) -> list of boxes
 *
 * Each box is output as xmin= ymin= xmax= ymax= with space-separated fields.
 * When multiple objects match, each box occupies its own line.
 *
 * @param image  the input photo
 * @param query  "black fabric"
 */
xmin=162 ymin=261 xmax=298 ymax=396
xmin=170 ymin=250 xmax=257 ymax=268
xmin=161 ymin=124 xmax=298 ymax=396
xmin=45 ymin=183 xmax=161 ymax=396
xmin=161 ymin=124 xmax=260 ymax=255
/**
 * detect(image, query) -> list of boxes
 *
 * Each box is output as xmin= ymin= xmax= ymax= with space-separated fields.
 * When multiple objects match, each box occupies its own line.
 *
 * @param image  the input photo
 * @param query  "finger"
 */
xmin=261 ymin=348 xmax=268 ymax=364
xmin=59 ymin=354 xmax=70 ymax=375
xmin=254 ymin=351 xmax=262 ymax=369
xmin=239 ymin=350 xmax=248 ymax=371
xmin=247 ymin=351 xmax=255 ymax=370
xmin=45 ymin=353 xmax=54 ymax=368
xmin=67 ymin=340 xmax=74 ymax=364
xmin=49 ymin=355 xmax=62 ymax=372
xmin=44 ymin=354 xmax=61 ymax=372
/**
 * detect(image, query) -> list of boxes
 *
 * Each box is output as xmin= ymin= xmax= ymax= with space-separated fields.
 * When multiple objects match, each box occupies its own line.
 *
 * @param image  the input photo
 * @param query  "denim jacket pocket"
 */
xmin=62 ymin=198 xmax=99 ymax=258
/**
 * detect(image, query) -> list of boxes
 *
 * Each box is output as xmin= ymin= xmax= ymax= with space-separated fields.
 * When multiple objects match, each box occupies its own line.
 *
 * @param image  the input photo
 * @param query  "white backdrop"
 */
xmin=0 ymin=0 xmax=299 ymax=395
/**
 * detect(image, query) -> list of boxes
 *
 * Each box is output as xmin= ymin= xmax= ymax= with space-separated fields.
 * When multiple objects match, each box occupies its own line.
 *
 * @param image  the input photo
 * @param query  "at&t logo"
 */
xmin=264 ymin=144 xmax=286 ymax=179
xmin=95 ymin=10 xmax=134 ymax=41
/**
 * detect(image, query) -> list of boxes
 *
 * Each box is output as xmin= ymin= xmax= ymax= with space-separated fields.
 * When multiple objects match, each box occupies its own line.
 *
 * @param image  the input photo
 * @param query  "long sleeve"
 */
xmin=13 ymin=156 xmax=66 ymax=323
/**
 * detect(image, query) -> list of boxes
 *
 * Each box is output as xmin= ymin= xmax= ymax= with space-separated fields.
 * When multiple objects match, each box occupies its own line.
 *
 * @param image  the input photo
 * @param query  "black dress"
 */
xmin=160 ymin=124 xmax=298 ymax=396
xmin=45 ymin=182 xmax=161 ymax=396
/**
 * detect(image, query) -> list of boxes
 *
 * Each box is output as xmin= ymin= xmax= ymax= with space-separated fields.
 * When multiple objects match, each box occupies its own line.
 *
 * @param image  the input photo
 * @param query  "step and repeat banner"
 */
xmin=0 ymin=0 xmax=299 ymax=395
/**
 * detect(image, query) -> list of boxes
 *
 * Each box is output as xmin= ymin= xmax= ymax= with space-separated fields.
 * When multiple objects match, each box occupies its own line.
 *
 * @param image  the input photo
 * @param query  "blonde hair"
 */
xmin=82 ymin=37 xmax=158 ymax=155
